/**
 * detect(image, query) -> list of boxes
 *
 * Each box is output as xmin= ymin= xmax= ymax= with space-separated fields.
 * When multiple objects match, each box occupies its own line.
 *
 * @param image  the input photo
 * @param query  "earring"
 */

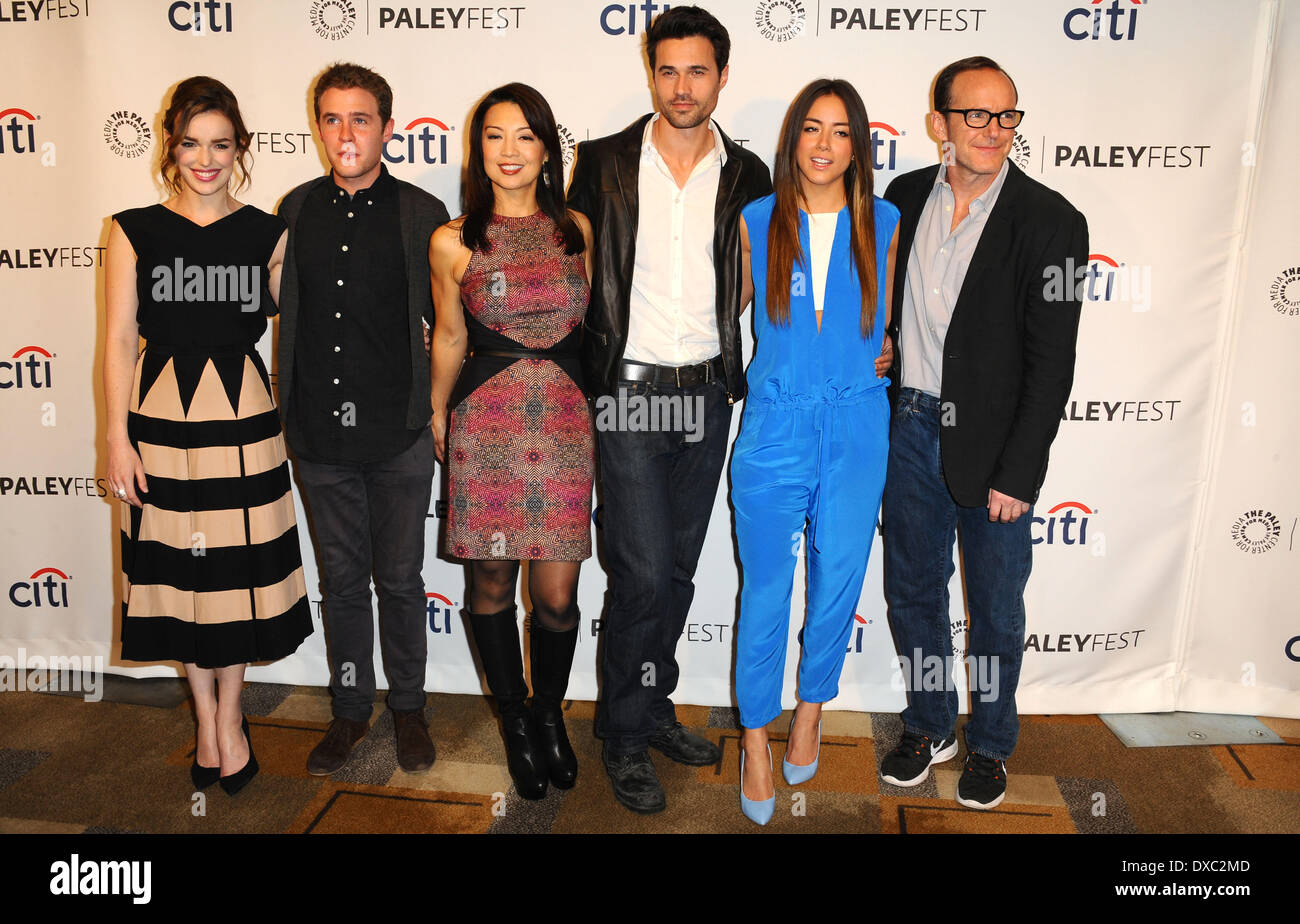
xmin=542 ymin=170 xmax=551 ymax=188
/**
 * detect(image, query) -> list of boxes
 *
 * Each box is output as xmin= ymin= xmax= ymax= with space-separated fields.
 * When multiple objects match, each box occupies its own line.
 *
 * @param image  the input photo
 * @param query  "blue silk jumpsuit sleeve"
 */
xmin=732 ymin=193 xmax=901 ymax=729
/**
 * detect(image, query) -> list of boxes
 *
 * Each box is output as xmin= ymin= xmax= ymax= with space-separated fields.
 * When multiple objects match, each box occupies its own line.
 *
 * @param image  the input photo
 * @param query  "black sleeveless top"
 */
xmin=113 ymin=204 xmax=285 ymax=349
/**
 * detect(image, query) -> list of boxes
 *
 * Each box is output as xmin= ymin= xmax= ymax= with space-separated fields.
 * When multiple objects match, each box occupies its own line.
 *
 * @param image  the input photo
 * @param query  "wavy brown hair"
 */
xmin=159 ymin=76 xmax=252 ymax=195
xmin=766 ymin=79 xmax=877 ymax=336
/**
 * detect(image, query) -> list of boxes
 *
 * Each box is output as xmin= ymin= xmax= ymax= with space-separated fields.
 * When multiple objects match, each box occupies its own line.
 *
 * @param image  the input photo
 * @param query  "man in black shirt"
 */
xmin=272 ymin=64 xmax=449 ymax=775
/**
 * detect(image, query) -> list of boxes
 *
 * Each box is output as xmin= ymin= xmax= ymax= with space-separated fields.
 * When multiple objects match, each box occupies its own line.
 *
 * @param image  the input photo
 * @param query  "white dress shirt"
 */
xmin=625 ymin=114 xmax=727 ymax=366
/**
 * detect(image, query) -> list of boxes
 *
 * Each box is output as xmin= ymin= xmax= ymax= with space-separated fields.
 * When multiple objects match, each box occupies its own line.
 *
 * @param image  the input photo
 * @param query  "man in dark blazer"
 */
xmin=273 ymin=64 xmax=449 ymax=777
xmin=877 ymin=57 xmax=1087 ymax=809
xmin=567 ymin=6 xmax=771 ymax=814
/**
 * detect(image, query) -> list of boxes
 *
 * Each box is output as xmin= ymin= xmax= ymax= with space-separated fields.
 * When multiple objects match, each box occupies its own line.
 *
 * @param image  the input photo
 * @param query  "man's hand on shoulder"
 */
xmin=988 ymin=488 xmax=1030 ymax=524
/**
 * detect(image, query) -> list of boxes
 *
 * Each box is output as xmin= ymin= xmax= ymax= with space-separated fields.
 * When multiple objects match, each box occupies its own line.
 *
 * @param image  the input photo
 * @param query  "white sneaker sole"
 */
xmin=956 ymin=790 xmax=1005 ymax=810
xmin=880 ymin=737 xmax=959 ymax=787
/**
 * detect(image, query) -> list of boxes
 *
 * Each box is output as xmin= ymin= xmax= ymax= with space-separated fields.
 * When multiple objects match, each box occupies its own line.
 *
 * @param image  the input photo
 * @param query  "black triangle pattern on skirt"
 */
xmin=137 ymin=351 xmax=248 ymax=420
xmin=172 ymin=354 xmax=207 ymax=419
xmin=136 ymin=349 xmax=170 ymax=413
xmin=211 ymin=352 xmax=247 ymax=418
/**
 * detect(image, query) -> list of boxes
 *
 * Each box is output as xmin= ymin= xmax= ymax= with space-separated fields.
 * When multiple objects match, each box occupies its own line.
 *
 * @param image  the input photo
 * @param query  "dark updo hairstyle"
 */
xmin=159 ymin=76 xmax=252 ymax=195
xmin=460 ymin=82 xmax=583 ymax=256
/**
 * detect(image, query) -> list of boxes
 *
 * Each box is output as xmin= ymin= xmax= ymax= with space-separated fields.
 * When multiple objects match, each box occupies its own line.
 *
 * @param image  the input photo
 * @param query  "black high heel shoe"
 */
xmin=190 ymin=756 xmax=220 ymax=791
xmin=219 ymin=715 xmax=259 ymax=796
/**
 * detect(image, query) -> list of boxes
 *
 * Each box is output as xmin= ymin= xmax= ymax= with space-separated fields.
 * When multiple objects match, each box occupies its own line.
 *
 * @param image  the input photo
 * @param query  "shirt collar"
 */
xmin=641 ymin=113 xmax=728 ymax=169
xmin=330 ymin=162 xmax=396 ymax=203
xmin=934 ymin=158 xmax=1010 ymax=215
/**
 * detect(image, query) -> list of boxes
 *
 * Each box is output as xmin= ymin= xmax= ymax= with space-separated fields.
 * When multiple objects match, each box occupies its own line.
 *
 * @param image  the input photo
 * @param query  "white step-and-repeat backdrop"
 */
xmin=2 ymin=0 xmax=1297 ymax=718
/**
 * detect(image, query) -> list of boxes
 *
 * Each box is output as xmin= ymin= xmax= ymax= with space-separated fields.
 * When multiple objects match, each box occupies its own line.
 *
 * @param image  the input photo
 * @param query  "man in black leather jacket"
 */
xmin=567 ymin=5 xmax=771 ymax=814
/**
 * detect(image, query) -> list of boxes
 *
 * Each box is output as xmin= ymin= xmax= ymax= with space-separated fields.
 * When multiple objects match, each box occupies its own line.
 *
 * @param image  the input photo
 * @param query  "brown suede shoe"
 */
xmin=307 ymin=717 xmax=370 ymax=776
xmin=392 ymin=709 xmax=436 ymax=774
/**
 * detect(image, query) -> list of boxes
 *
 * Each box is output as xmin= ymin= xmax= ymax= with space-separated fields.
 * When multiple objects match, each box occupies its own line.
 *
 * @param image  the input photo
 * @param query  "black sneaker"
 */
xmin=602 ymin=749 xmax=667 ymax=814
xmin=649 ymin=721 xmax=721 ymax=766
xmin=879 ymin=730 xmax=958 ymax=786
xmin=956 ymin=752 xmax=1007 ymax=809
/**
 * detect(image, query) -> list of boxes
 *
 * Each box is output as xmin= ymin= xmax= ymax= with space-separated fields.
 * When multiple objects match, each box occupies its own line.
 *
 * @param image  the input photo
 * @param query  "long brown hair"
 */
xmin=460 ymin=83 xmax=583 ymax=255
xmin=159 ymin=76 xmax=252 ymax=195
xmin=766 ymin=79 xmax=877 ymax=336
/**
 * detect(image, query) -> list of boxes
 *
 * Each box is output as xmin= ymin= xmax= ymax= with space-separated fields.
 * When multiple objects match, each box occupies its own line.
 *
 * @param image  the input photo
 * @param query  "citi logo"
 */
xmin=168 ymin=0 xmax=233 ymax=32
xmin=1042 ymin=254 xmax=1151 ymax=312
xmin=9 ymin=566 xmax=70 ymax=608
xmin=1064 ymin=0 xmax=1140 ymax=41
xmin=600 ymin=1 xmax=669 ymax=35
xmin=1031 ymin=501 xmax=1093 ymax=546
xmin=383 ymin=117 xmax=452 ymax=165
xmin=845 ymin=612 xmax=868 ymax=653
xmin=869 ymin=121 xmax=902 ymax=171
xmin=1 ymin=345 xmax=53 ymax=389
xmin=1084 ymin=253 xmax=1151 ymax=311
xmin=0 ymin=107 xmax=37 ymax=155
xmin=426 ymin=591 xmax=455 ymax=633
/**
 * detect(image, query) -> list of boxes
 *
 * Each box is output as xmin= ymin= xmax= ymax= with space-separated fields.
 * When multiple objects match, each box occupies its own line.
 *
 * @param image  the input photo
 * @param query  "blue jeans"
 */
xmin=594 ymin=377 xmax=732 ymax=756
xmin=293 ymin=428 xmax=435 ymax=721
xmin=882 ymin=388 xmax=1031 ymax=760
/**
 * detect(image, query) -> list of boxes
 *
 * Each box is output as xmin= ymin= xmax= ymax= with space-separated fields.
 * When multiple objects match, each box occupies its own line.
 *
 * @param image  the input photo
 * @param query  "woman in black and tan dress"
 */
xmin=104 ymin=76 xmax=312 ymax=795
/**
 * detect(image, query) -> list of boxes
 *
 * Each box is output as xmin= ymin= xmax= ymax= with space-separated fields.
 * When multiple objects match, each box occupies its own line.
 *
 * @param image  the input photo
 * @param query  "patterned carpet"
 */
xmin=1 ymin=681 xmax=1297 ymax=834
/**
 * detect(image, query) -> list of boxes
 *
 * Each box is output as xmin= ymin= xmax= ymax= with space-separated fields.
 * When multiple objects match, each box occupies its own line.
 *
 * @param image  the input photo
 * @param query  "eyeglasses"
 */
xmin=941 ymin=108 xmax=1024 ymax=129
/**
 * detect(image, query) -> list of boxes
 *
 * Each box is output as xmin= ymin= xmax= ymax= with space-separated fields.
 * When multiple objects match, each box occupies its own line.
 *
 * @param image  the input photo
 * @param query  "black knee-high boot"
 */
xmin=468 ymin=606 xmax=548 ymax=800
xmin=530 ymin=607 xmax=579 ymax=789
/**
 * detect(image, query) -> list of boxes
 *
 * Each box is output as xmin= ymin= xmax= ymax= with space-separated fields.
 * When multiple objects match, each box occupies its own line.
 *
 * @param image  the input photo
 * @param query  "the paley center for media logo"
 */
xmin=753 ymin=0 xmax=806 ymax=42
xmin=310 ymin=0 xmax=357 ymax=38
xmin=104 ymin=110 xmax=152 ymax=159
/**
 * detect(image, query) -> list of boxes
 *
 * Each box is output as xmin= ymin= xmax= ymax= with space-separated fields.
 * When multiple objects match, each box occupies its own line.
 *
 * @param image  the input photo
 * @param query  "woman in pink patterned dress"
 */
xmin=430 ymin=83 xmax=594 ymax=800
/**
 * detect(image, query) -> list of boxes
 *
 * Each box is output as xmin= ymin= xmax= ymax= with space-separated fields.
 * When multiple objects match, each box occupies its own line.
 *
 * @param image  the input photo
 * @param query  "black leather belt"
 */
xmin=618 ymin=356 xmax=723 ymax=388
xmin=472 ymin=347 xmax=579 ymax=361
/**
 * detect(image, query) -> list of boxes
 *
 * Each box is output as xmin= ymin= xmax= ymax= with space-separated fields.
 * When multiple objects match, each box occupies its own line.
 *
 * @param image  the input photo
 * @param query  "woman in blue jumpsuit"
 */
xmin=732 ymin=79 xmax=899 ymax=824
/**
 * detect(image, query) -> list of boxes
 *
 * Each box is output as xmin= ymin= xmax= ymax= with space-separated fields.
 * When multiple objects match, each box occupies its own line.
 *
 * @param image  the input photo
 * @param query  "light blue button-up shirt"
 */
xmin=900 ymin=159 xmax=1010 ymax=397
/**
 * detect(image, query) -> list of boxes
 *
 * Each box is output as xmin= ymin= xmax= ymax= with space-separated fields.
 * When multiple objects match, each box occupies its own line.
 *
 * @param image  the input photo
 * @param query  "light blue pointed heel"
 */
xmin=739 ymin=744 xmax=776 ymax=826
xmin=782 ymin=712 xmax=821 ymax=785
